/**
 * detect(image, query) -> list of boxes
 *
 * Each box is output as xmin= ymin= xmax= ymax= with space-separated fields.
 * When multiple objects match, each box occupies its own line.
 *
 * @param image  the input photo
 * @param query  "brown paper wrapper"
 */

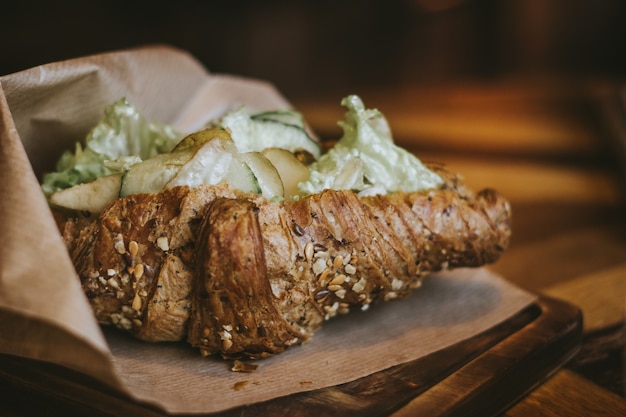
xmin=0 ymin=45 xmax=535 ymax=414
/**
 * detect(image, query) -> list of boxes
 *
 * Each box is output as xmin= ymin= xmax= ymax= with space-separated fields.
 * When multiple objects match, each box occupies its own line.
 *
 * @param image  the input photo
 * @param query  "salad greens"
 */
xmin=219 ymin=107 xmax=321 ymax=159
xmin=42 ymin=98 xmax=183 ymax=195
xmin=298 ymin=95 xmax=443 ymax=196
xmin=42 ymin=95 xmax=443 ymax=203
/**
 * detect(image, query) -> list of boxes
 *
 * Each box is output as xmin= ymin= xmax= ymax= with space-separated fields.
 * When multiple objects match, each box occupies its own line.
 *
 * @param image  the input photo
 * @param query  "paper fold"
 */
xmin=0 ymin=45 xmax=535 ymax=414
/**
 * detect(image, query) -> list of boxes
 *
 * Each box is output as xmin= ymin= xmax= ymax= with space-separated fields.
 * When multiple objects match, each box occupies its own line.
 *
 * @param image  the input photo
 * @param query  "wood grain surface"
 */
xmin=0 ymin=296 xmax=581 ymax=417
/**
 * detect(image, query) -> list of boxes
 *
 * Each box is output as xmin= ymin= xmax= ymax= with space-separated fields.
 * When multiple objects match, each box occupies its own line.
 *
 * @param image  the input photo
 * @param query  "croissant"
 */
xmin=56 ymin=163 xmax=511 ymax=359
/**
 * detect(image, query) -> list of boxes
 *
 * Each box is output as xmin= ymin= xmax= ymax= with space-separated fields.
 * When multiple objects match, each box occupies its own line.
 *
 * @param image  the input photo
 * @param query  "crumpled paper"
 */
xmin=0 ymin=45 xmax=535 ymax=414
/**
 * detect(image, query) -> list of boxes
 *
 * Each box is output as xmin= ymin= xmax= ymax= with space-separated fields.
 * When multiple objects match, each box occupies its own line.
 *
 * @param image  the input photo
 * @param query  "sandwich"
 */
xmin=45 ymin=95 xmax=511 ymax=359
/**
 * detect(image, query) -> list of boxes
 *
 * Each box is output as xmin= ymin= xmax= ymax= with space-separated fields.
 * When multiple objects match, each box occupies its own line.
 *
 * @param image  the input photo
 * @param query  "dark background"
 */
xmin=2 ymin=0 xmax=626 ymax=100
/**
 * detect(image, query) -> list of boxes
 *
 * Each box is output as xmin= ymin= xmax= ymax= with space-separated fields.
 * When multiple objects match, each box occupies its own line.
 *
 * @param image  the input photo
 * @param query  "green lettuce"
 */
xmin=298 ymin=95 xmax=443 ymax=195
xmin=42 ymin=98 xmax=183 ymax=195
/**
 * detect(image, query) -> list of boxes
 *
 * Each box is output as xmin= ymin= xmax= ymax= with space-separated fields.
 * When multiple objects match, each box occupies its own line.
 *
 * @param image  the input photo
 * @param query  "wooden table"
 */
xmin=294 ymin=78 xmax=626 ymax=416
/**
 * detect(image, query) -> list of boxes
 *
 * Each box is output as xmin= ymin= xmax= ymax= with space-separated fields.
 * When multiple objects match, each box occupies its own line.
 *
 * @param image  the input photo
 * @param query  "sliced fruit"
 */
xmin=261 ymin=147 xmax=310 ymax=199
xmin=171 ymin=127 xmax=232 ymax=153
xmin=166 ymin=136 xmax=260 ymax=194
xmin=167 ymin=136 xmax=235 ymax=188
xmin=49 ymin=173 xmax=123 ymax=214
xmin=240 ymin=152 xmax=284 ymax=200
xmin=120 ymin=151 xmax=193 ymax=196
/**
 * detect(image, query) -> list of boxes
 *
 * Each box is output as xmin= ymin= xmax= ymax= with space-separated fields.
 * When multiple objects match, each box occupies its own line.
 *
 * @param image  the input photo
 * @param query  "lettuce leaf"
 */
xmin=298 ymin=95 xmax=443 ymax=195
xmin=42 ymin=98 xmax=183 ymax=195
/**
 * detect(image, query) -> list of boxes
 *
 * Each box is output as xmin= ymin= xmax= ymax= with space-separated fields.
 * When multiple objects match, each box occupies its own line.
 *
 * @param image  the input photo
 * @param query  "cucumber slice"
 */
xmin=120 ymin=152 xmax=193 ymax=196
xmin=240 ymin=152 xmax=284 ymax=200
xmin=224 ymin=156 xmax=261 ymax=195
xmin=220 ymin=108 xmax=321 ymax=159
xmin=49 ymin=173 xmax=123 ymax=214
xmin=251 ymin=110 xmax=305 ymax=127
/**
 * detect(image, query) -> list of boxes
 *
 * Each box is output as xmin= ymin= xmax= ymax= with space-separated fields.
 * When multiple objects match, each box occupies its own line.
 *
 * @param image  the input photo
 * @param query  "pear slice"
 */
xmin=240 ymin=152 xmax=284 ymax=200
xmin=262 ymin=147 xmax=310 ymax=199
xmin=49 ymin=173 xmax=123 ymax=214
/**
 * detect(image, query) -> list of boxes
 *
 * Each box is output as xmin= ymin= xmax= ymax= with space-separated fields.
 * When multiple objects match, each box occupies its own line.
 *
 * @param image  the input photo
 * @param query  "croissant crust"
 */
xmin=57 ymin=163 xmax=512 ymax=359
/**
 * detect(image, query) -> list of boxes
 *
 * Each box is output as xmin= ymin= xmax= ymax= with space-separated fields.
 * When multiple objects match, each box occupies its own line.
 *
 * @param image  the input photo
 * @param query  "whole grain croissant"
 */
xmin=57 ymin=163 xmax=511 ymax=359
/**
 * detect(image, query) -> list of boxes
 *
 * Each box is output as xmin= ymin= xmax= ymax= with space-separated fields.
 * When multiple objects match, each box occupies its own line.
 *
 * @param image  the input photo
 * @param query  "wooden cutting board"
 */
xmin=0 ymin=295 xmax=581 ymax=417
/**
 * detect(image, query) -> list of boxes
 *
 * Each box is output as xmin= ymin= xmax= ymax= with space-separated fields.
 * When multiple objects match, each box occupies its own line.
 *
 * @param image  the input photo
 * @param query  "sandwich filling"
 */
xmin=42 ymin=95 xmax=443 ymax=214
